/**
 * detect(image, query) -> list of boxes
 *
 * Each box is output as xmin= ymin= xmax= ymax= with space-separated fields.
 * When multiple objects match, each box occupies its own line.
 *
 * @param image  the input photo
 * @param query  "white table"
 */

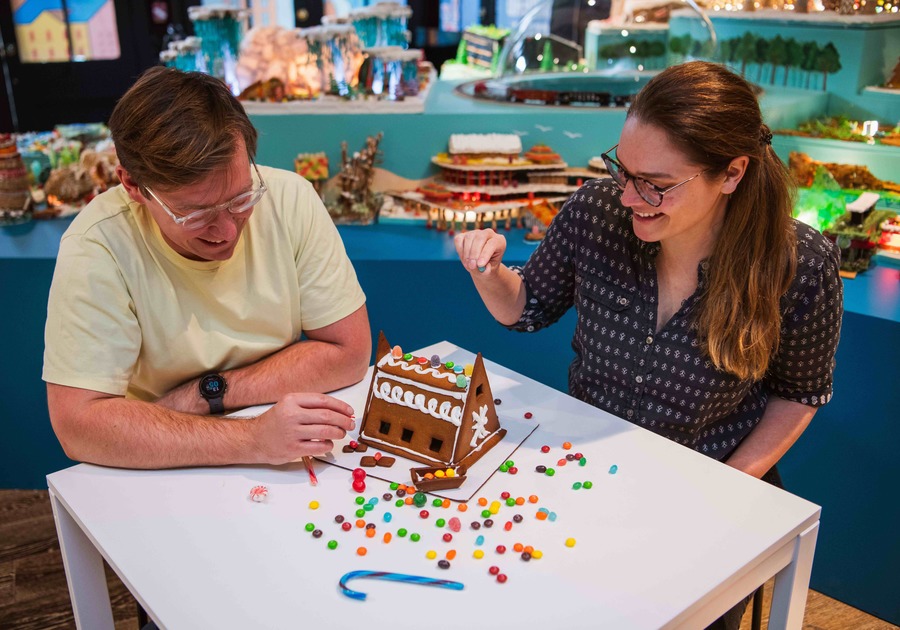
xmin=48 ymin=342 xmax=820 ymax=629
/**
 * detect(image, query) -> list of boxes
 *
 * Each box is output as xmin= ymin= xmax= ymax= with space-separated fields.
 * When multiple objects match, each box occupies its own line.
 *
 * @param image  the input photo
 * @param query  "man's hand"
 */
xmin=251 ymin=392 xmax=356 ymax=464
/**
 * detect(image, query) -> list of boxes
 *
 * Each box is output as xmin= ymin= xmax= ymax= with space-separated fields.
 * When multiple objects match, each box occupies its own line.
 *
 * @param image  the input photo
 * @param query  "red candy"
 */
xmin=420 ymin=510 xmax=430 ymax=519
xmin=448 ymin=517 xmax=461 ymax=532
xmin=374 ymin=452 xmax=382 ymax=461
xmin=540 ymin=445 xmax=550 ymax=453
xmin=524 ymin=412 xmax=533 ymax=419
xmin=504 ymin=521 xmax=513 ymax=531
xmin=442 ymin=533 xmax=453 ymax=542
xmin=508 ymin=467 xmax=518 ymax=475
xmin=352 ymin=468 xmax=367 ymax=480
xmin=557 ymin=458 xmax=567 ymax=466
xmin=352 ymin=479 xmax=366 ymax=493
xmin=574 ymin=452 xmax=583 ymax=459
xmin=500 ymin=491 xmax=511 ymax=500
xmin=496 ymin=545 xmax=506 ymax=554
xmin=497 ymin=574 xmax=508 ymax=583
xmin=341 ymin=522 xmax=352 ymax=531
xmin=489 ymin=566 xmax=500 ymax=575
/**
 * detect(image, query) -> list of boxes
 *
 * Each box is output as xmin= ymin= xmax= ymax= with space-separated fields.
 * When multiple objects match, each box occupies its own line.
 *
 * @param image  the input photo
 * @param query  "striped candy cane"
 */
xmin=338 ymin=570 xmax=464 ymax=601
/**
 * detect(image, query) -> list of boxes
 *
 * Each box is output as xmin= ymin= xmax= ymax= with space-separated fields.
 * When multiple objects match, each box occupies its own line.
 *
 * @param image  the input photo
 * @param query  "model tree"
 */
xmin=755 ymin=37 xmax=770 ymax=82
xmin=816 ymin=43 xmax=842 ymax=91
xmin=736 ymin=32 xmax=757 ymax=76
xmin=784 ymin=38 xmax=802 ymax=86
xmin=768 ymin=35 xmax=787 ymax=85
xmin=801 ymin=41 xmax=821 ymax=89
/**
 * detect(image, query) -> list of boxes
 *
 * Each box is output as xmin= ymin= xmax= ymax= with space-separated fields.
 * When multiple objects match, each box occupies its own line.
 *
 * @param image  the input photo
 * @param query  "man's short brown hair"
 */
xmin=109 ymin=66 xmax=258 ymax=190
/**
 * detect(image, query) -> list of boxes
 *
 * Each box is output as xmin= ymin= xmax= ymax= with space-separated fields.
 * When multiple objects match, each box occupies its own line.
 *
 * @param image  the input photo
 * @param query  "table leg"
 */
xmin=49 ymin=488 xmax=116 ymax=630
xmin=768 ymin=520 xmax=820 ymax=630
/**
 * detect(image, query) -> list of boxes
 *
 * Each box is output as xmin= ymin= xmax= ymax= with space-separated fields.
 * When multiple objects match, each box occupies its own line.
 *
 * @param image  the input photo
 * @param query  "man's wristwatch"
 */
xmin=199 ymin=373 xmax=227 ymax=414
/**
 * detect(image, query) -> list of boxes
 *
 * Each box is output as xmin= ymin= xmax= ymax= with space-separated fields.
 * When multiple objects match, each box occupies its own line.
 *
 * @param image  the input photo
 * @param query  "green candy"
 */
xmin=403 ymin=353 xmax=413 ymax=361
xmin=410 ymin=533 xmax=421 ymax=542
xmin=355 ymin=508 xmax=365 ymax=517
xmin=546 ymin=468 xmax=556 ymax=476
xmin=397 ymin=528 xmax=408 ymax=537
xmin=327 ymin=540 xmax=338 ymax=550
xmin=445 ymin=361 xmax=454 ymax=369
xmin=481 ymin=509 xmax=491 ymax=518
xmin=579 ymin=457 xmax=587 ymax=466
xmin=413 ymin=492 xmax=427 ymax=507
xmin=433 ymin=498 xmax=443 ymax=507
xmin=583 ymin=481 xmax=593 ymax=489
xmin=355 ymin=496 xmax=365 ymax=505
xmin=505 ymin=460 xmax=515 ymax=468
xmin=390 ymin=482 xmax=399 ymax=490
xmin=395 ymin=499 xmax=404 ymax=507
xmin=505 ymin=498 xmax=516 ymax=506
xmin=499 ymin=464 xmax=509 ymax=473
xmin=305 ymin=522 xmax=315 ymax=531
xmin=436 ymin=518 xmax=446 ymax=527
xmin=363 ymin=503 xmax=374 ymax=512
xmin=572 ymin=482 xmax=582 ymax=490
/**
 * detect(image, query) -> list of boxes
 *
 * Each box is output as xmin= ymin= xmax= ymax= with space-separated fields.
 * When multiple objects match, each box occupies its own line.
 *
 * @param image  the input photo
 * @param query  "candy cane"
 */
xmin=338 ymin=570 xmax=464 ymax=601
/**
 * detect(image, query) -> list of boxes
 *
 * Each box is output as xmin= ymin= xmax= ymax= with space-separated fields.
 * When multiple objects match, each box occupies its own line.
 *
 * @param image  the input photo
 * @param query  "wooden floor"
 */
xmin=0 ymin=489 xmax=896 ymax=630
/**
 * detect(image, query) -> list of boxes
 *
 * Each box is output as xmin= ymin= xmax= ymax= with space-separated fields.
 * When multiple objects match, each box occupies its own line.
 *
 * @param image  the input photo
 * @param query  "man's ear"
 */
xmin=116 ymin=165 xmax=147 ymax=205
xmin=721 ymin=156 xmax=749 ymax=195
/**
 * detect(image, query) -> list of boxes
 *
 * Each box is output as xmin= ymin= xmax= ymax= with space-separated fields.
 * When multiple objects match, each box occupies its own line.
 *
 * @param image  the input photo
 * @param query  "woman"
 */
xmin=456 ymin=60 xmax=842 ymax=481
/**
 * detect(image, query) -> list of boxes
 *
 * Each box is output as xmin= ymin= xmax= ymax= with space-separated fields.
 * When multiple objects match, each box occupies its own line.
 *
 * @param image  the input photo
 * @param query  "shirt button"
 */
xmin=618 ymin=297 xmax=628 ymax=305
xmin=646 ymin=336 xmax=653 ymax=344
xmin=635 ymin=375 xmax=643 ymax=384
xmin=526 ymin=325 xmax=534 ymax=332
xmin=626 ymin=410 xmax=634 ymax=418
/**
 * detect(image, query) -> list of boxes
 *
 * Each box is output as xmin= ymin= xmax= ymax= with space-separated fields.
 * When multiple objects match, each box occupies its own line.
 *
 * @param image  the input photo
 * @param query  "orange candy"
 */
xmin=441 ymin=499 xmax=451 ymax=509
xmin=528 ymin=495 xmax=539 ymax=503
xmin=536 ymin=511 xmax=548 ymax=521
xmin=365 ymin=528 xmax=375 ymax=538
xmin=357 ymin=546 xmax=367 ymax=556
xmin=477 ymin=497 xmax=488 ymax=507
xmin=404 ymin=497 xmax=413 ymax=505
xmin=355 ymin=519 xmax=366 ymax=528
xmin=457 ymin=503 xmax=468 ymax=512
xmin=515 ymin=497 xmax=525 ymax=505
xmin=562 ymin=441 xmax=572 ymax=450
xmin=513 ymin=543 xmax=524 ymax=552
xmin=446 ymin=549 xmax=457 ymax=560
xmin=383 ymin=532 xmax=392 ymax=543
xmin=424 ymin=473 xmax=435 ymax=480
xmin=524 ymin=545 xmax=534 ymax=553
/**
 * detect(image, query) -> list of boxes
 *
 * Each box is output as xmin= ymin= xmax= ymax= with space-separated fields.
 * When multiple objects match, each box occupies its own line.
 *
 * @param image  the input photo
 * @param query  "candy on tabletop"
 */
xmin=338 ymin=571 xmax=464 ymax=601
xmin=248 ymin=485 xmax=268 ymax=502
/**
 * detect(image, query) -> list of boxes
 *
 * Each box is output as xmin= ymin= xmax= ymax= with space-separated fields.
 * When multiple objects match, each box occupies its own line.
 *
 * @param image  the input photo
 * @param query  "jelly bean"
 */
xmin=445 ymin=469 xmax=455 ymax=479
xmin=540 ymin=445 xmax=550 ymax=453
xmin=420 ymin=510 xmax=430 ymax=519
xmin=352 ymin=480 xmax=366 ymax=493
xmin=363 ymin=504 xmax=374 ymax=512
xmin=470 ymin=521 xmax=481 ymax=530
xmin=448 ymin=517 xmax=461 ymax=532
xmin=410 ymin=533 xmax=421 ymax=542
xmin=609 ymin=464 xmax=618 ymax=474
xmin=513 ymin=543 xmax=524 ymax=552
xmin=426 ymin=550 xmax=437 ymax=560
xmin=548 ymin=512 xmax=557 ymax=522
xmin=473 ymin=549 xmax=485 ymax=559
xmin=435 ymin=469 xmax=445 ymax=478
xmin=557 ymin=459 xmax=567 ymax=466
xmin=384 ymin=512 xmax=393 ymax=523
xmin=538 ymin=507 xmax=549 ymax=514
xmin=436 ymin=518 xmax=446 ymax=527
xmin=312 ymin=529 xmax=323 ymax=538
xmin=497 ymin=574 xmax=508 ymax=583
xmin=524 ymin=412 xmax=533 ymax=419
xmin=532 ymin=550 xmax=543 ymax=559
xmin=446 ymin=550 xmax=457 ymax=560
xmin=335 ymin=515 xmax=345 ymax=523
xmin=499 ymin=464 xmax=510 ymax=473
xmin=562 ymin=441 xmax=572 ymax=450
xmin=583 ymin=481 xmax=593 ymax=489
xmin=433 ymin=498 xmax=443 ymax=507
xmin=483 ymin=519 xmax=494 ymax=528
xmin=395 ymin=499 xmax=404 ymax=508
xmin=536 ymin=512 xmax=548 ymax=521
xmin=513 ymin=514 xmax=523 ymax=523
xmin=535 ymin=465 xmax=547 ymax=473
xmin=475 ymin=535 xmax=485 ymax=546
xmin=374 ymin=452 xmax=383 ymax=461
xmin=341 ymin=522 xmax=352 ymax=531
xmin=352 ymin=468 xmax=367 ymax=480
xmin=489 ymin=501 xmax=501 ymax=515
xmin=349 ymin=440 xmax=359 ymax=449
xmin=505 ymin=460 xmax=515 ymax=468
xmin=397 ymin=528 xmax=408 ymax=537
xmin=565 ymin=538 xmax=576 ymax=547
xmin=481 ymin=509 xmax=491 ymax=518
xmin=308 ymin=501 xmax=319 ymax=510
xmin=365 ymin=529 xmax=375 ymax=538
xmin=496 ymin=545 xmax=506 ymax=554
xmin=504 ymin=521 xmax=513 ymax=531
xmin=500 ymin=491 xmax=511 ymax=500
xmin=443 ymin=533 xmax=453 ymax=542
xmin=509 ymin=467 xmax=518 ymax=475
xmin=355 ymin=496 xmax=365 ymax=505
xmin=383 ymin=532 xmax=392 ymax=543
xmin=529 ymin=495 xmax=539 ymax=503
xmin=355 ymin=509 xmax=365 ymax=518
xmin=438 ymin=559 xmax=451 ymax=569
xmin=305 ymin=523 xmax=315 ymax=532
xmin=489 ymin=566 xmax=500 ymax=575
xmin=546 ymin=468 xmax=556 ymax=476
xmin=328 ymin=540 xmax=338 ymax=550
xmin=574 ymin=452 xmax=583 ymax=459
xmin=572 ymin=482 xmax=582 ymax=490
xmin=579 ymin=457 xmax=588 ymax=466
xmin=566 ymin=454 xmax=576 ymax=461
xmin=477 ymin=497 xmax=488 ymax=506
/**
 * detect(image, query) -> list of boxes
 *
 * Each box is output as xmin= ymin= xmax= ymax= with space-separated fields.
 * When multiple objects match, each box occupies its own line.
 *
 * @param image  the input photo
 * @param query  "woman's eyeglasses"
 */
xmin=601 ymin=145 xmax=703 ymax=208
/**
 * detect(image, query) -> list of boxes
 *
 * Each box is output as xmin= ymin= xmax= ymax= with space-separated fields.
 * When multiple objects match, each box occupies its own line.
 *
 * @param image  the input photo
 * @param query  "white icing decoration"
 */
xmin=377 ymin=354 xmax=470 ymax=392
xmin=470 ymin=404 xmax=490 ymax=447
xmin=373 ymin=375 xmax=463 ymax=426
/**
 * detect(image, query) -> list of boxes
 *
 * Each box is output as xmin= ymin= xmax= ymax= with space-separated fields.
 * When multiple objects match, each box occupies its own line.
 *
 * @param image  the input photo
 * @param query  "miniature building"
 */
xmin=358 ymin=333 xmax=506 ymax=468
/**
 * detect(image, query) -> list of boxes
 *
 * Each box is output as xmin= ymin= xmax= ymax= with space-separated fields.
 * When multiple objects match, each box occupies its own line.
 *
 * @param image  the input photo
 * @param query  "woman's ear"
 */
xmin=722 ymin=156 xmax=750 ymax=195
xmin=116 ymin=165 xmax=147 ymax=205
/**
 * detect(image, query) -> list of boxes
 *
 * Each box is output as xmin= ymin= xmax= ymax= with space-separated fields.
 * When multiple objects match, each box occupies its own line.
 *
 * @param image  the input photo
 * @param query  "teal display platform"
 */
xmin=1 ymin=217 xmax=899 ymax=624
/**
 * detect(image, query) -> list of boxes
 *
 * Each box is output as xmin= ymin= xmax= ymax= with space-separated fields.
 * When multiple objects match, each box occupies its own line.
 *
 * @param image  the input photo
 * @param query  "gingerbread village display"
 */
xmin=386 ymin=133 xmax=604 ymax=237
xmin=357 ymin=333 xmax=507 ymax=488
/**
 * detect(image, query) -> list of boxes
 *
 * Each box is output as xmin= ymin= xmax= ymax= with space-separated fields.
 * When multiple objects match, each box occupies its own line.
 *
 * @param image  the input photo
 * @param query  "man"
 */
xmin=43 ymin=67 xmax=370 ymax=469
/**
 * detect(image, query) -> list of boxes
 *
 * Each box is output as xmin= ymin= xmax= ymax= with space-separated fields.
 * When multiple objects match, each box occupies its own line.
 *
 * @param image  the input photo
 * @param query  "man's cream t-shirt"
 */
xmin=43 ymin=165 xmax=366 ymax=401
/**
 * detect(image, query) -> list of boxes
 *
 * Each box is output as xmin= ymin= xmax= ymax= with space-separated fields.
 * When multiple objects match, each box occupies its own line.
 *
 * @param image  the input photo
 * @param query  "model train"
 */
xmin=472 ymin=82 xmax=632 ymax=107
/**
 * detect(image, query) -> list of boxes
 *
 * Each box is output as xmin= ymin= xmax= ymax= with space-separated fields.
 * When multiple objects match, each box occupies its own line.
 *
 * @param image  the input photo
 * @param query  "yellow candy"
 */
xmin=473 ymin=549 xmax=485 ymax=559
xmin=565 ymin=538 xmax=576 ymax=548
xmin=308 ymin=500 xmax=319 ymax=510
xmin=489 ymin=501 xmax=501 ymax=515
xmin=532 ymin=549 xmax=543 ymax=559
xmin=445 ymin=468 xmax=455 ymax=478
xmin=464 ymin=364 xmax=474 ymax=376
xmin=435 ymin=469 xmax=445 ymax=478
xmin=426 ymin=550 xmax=437 ymax=559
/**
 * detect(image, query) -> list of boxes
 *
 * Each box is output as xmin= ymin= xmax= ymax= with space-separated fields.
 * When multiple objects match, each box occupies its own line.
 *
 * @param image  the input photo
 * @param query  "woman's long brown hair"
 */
xmin=627 ymin=61 xmax=797 ymax=381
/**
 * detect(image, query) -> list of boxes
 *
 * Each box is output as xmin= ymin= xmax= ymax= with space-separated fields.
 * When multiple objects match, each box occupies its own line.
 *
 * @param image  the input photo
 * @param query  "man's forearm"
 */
xmin=54 ymin=395 xmax=260 ymax=469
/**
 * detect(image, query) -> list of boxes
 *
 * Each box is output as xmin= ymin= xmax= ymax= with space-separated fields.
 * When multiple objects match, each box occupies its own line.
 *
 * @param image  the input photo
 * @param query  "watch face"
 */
xmin=200 ymin=374 xmax=225 ymax=397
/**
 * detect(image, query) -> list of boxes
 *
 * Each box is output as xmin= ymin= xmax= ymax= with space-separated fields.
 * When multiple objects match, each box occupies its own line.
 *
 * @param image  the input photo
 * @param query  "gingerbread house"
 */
xmin=358 ymin=333 xmax=506 ymax=468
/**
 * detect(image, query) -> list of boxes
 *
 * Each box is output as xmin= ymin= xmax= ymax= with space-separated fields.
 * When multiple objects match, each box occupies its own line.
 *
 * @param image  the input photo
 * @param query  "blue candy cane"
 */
xmin=338 ymin=570 xmax=464 ymax=601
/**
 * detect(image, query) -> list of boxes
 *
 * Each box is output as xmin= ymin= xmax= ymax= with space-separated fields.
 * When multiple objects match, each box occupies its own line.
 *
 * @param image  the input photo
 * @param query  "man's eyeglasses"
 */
xmin=601 ymin=145 xmax=703 ymax=208
xmin=144 ymin=160 xmax=267 ymax=230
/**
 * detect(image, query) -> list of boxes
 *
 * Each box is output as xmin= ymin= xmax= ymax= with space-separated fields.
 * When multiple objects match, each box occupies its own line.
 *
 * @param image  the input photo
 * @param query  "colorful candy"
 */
xmin=248 ymin=485 xmax=268 ymax=502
